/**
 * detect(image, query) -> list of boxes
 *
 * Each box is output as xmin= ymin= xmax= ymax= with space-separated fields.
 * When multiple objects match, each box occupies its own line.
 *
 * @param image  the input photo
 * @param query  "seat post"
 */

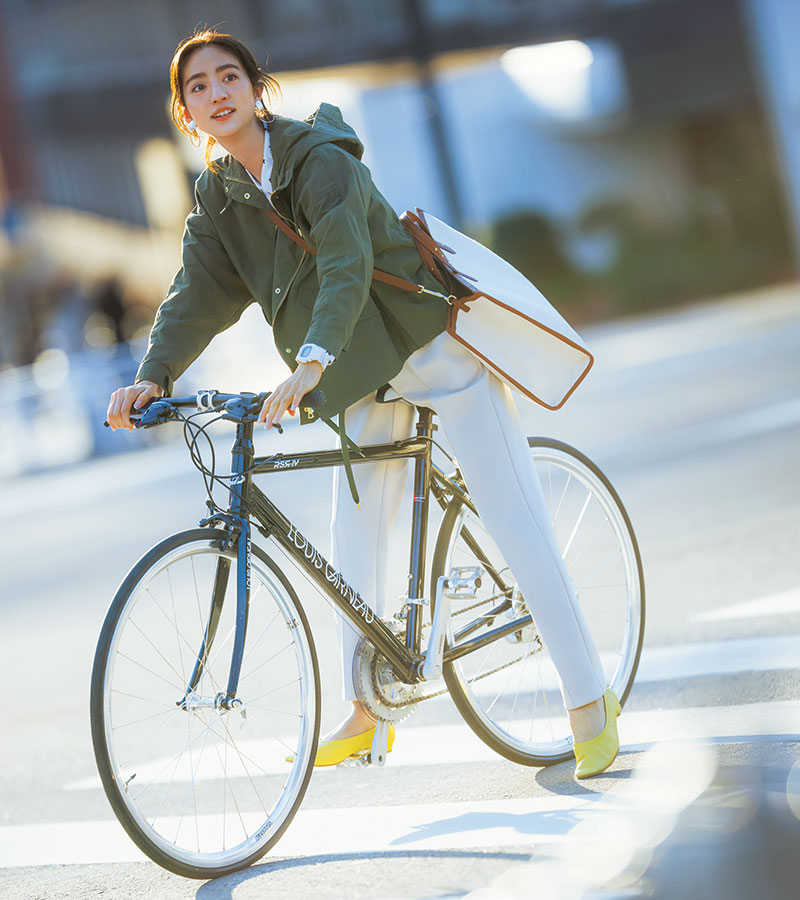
xmin=405 ymin=406 xmax=435 ymax=657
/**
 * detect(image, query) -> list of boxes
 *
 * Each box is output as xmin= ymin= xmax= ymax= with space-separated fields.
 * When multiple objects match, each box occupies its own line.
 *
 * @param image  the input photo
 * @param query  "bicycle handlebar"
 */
xmin=104 ymin=388 xmax=327 ymax=430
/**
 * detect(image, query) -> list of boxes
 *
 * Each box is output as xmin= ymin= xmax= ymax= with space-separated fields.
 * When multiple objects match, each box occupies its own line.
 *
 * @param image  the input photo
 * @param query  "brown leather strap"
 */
xmin=401 ymin=208 xmax=478 ymax=286
xmin=265 ymin=205 xmax=422 ymax=295
xmin=400 ymin=210 xmax=447 ymax=281
xmin=450 ymin=291 xmax=481 ymax=314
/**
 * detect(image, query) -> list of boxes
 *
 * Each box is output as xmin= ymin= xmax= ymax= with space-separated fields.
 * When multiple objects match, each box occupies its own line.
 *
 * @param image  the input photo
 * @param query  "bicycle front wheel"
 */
xmin=431 ymin=438 xmax=644 ymax=766
xmin=90 ymin=529 xmax=320 ymax=878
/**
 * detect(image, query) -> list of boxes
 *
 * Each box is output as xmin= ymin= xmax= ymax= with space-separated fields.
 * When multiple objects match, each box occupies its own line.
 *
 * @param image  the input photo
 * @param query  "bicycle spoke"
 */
xmin=247 ymin=677 xmax=301 ymax=705
xmin=240 ymin=590 xmax=276 ymax=665
xmin=175 ymin=711 xmax=213 ymax=850
xmin=145 ymin=585 xmax=215 ymax=674
xmin=127 ymin=617 xmax=195 ymax=693
xmin=563 ymin=512 xmax=609 ymax=567
xmin=208 ymin=723 xmax=247 ymax=848
xmin=246 ymin=704 xmax=302 ymax=719
xmin=147 ymin=711 xmax=200 ymax=824
xmin=576 ymin=547 xmax=622 ymax=592
xmin=116 ymin=650 xmax=185 ymax=694
xmin=239 ymin=642 xmax=294 ymax=684
xmin=165 ymin=568 xmax=186 ymax=687
xmin=579 ymin=601 xmax=629 ymax=620
xmin=240 ymin=708 xmax=302 ymax=755
xmin=216 ymin=714 xmax=271 ymax=815
xmin=131 ymin=712 xmax=210 ymax=805
xmin=507 ymin=647 xmax=531 ymax=733
xmin=95 ymin=533 xmax=320 ymax=874
xmin=112 ymin=707 xmax=179 ymax=732
xmin=538 ymin=654 xmax=556 ymax=742
xmin=117 ymin=704 xmax=181 ymax=770
xmin=110 ymin=687 xmax=178 ymax=710
xmin=552 ymin=472 xmax=571 ymax=537
xmin=485 ymin=654 xmax=523 ymax=716
xmin=562 ymin=493 xmax=591 ymax=559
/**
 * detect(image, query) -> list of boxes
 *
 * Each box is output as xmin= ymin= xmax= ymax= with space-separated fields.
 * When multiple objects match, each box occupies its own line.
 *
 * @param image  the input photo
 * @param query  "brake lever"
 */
xmin=103 ymin=397 xmax=157 ymax=429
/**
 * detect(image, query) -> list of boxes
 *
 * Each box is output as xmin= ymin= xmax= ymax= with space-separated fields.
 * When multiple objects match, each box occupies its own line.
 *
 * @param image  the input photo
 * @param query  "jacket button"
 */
xmin=285 ymin=347 xmax=292 ymax=354
xmin=224 ymin=186 xmax=229 ymax=192
xmin=244 ymin=192 xmax=251 ymax=199
xmin=275 ymin=287 xmax=281 ymax=294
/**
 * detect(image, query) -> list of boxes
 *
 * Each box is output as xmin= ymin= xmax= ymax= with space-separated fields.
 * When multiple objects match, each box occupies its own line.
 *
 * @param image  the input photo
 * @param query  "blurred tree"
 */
xmin=489 ymin=210 xmax=587 ymax=319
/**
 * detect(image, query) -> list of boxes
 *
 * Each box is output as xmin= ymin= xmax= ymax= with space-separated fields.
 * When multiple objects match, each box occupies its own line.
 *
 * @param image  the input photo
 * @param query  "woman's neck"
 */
xmin=216 ymin=116 xmax=265 ymax=181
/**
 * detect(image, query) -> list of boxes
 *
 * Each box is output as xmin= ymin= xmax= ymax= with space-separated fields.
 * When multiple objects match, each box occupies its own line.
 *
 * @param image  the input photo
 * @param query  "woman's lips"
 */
xmin=211 ymin=107 xmax=235 ymax=120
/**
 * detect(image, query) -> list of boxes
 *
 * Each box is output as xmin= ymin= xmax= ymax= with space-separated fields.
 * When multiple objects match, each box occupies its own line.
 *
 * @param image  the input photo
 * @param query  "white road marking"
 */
xmin=63 ymin=698 xmax=800 ymax=793
xmin=635 ymin=634 xmax=800 ymax=682
xmin=0 ymin=793 xmax=631 ymax=868
xmin=591 ymin=394 xmax=800 ymax=466
xmin=62 ymin=630 xmax=800 ymax=795
xmin=464 ymin=633 xmax=800 ymax=696
xmin=690 ymin=588 xmax=800 ymax=623
xmin=9 ymin=697 xmax=800 ymax=870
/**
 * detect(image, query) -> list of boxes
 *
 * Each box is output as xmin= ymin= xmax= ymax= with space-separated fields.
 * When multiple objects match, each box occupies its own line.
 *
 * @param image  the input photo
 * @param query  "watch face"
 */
xmin=299 ymin=346 xmax=311 ymax=358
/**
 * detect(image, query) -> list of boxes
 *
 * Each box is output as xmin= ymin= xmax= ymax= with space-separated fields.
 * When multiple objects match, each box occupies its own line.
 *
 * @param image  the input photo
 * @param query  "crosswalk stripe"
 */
xmin=11 ymin=695 xmax=796 ymax=872
xmin=462 ymin=634 xmax=800 ymax=697
xmin=61 ymin=699 xmax=800 ymax=794
xmin=634 ymin=634 xmax=800 ymax=682
xmin=690 ymin=588 xmax=800 ymax=623
xmin=0 ymin=793 xmax=615 ymax=868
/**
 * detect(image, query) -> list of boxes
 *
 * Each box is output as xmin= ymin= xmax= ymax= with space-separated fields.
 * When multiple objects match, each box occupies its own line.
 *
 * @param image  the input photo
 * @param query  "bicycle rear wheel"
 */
xmin=90 ymin=528 xmax=320 ymax=878
xmin=431 ymin=438 xmax=644 ymax=766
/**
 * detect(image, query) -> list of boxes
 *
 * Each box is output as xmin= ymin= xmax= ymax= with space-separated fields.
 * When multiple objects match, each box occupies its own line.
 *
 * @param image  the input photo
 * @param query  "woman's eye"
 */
xmin=191 ymin=83 xmax=205 ymax=93
xmin=224 ymin=73 xmax=238 ymax=82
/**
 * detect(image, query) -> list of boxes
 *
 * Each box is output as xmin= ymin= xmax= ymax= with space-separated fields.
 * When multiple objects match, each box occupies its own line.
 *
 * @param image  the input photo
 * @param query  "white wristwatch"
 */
xmin=296 ymin=343 xmax=335 ymax=369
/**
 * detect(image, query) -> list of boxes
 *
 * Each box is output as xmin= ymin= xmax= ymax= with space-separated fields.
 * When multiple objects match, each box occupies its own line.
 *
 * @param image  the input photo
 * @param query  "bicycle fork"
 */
xmin=180 ymin=420 xmax=255 ymax=713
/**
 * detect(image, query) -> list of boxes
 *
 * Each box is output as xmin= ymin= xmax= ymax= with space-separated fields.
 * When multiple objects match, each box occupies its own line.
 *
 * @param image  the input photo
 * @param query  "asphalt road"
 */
xmin=1 ymin=283 xmax=799 ymax=899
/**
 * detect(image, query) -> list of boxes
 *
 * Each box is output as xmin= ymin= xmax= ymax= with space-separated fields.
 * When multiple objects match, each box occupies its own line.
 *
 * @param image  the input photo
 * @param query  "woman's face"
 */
xmin=181 ymin=44 xmax=259 ymax=140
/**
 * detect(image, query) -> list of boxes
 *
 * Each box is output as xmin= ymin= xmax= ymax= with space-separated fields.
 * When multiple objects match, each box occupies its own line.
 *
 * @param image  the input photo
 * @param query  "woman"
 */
xmin=107 ymin=30 xmax=620 ymax=779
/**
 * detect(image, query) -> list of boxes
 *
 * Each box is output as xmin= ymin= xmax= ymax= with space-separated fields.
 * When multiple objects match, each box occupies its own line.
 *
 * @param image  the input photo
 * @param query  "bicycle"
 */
xmin=90 ymin=388 xmax=645 ymax=878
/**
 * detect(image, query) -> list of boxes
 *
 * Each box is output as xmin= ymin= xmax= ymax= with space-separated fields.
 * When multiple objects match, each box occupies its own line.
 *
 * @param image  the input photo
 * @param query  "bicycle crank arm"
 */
xmin=370 ymin=718 xmax=393 ymax=766
xmin=422 ymin=566 xmax=484 ymax=681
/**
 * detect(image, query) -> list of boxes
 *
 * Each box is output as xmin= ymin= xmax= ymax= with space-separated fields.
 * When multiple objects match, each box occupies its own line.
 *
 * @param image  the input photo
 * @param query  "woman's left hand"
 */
xmin=258 ymin=361 xmax=323 ymax=428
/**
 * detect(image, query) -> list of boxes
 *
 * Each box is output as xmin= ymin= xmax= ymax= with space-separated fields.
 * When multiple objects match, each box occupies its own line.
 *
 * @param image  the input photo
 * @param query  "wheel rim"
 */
xmin=100 ymin=539 xmax=316 ymax=868
xmin=443 ymin=444 xmax=642 ymax=760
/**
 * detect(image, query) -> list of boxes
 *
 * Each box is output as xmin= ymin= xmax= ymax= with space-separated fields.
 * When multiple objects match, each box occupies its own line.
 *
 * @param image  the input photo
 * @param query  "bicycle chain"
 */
xmin=372 ymin=594 xmax=542 ymax=708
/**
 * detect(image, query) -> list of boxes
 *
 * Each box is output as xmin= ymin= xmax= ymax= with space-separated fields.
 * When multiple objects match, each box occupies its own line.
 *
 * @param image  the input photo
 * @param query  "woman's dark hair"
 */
xmin=169 ymin=29 xmax=281 ymax=168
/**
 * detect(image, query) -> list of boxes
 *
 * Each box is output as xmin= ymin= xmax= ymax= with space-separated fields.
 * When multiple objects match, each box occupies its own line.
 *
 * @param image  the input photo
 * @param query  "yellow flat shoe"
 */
xmin=286 ymin=724 xmax=395 ymax=767
xmin=574 ymin=689 xmax=621 ymax=780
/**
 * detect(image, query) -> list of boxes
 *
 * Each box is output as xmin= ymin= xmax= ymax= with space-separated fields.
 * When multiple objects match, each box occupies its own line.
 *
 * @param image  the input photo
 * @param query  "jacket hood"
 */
xmin=266 ymin=103 xmax=364 ymax=193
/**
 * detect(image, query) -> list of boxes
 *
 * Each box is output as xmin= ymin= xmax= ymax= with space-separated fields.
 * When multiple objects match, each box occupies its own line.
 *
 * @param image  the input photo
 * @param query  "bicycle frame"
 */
xmin=192 ymin=406 xmax=534 ymax=709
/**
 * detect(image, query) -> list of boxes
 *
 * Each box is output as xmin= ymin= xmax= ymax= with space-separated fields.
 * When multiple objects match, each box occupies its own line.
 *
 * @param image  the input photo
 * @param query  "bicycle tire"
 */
xmin=431 ymin=438 xmax=645 ymax=767
xmin=90 ymin=528 xmax=320 ymax=878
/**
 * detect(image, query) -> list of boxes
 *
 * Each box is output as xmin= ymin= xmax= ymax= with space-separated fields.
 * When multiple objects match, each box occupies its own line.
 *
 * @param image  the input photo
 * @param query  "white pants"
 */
xmin=331 ymin=331 xmax=605 ymax=709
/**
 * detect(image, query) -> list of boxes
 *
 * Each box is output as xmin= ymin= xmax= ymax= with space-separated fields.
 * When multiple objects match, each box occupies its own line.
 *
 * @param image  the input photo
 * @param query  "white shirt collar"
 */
xmin=245 ymin=122 xmax=273 ymax=195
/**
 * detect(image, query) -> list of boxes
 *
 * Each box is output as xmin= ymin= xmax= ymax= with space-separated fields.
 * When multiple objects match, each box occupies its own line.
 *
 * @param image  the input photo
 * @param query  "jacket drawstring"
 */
xmin=338 ymin=410 xmax=360 ymax=507
xmin=320 ymin=410 xmax=363 ymax=506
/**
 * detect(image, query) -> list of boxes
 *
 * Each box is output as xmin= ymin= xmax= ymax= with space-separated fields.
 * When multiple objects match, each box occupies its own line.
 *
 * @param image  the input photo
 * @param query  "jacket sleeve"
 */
xmin=294 ymin=145 xmax=374 ymax=357
xmin=136 ymin=191 xmax=253 ymax=394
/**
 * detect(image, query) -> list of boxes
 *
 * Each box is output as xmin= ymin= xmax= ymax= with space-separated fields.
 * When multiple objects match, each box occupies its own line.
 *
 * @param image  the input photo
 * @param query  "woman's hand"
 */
xmin=258 ymin=362 xmax=323 ymax=429
xmin=107 ymin=381 xmax=165 ymax=431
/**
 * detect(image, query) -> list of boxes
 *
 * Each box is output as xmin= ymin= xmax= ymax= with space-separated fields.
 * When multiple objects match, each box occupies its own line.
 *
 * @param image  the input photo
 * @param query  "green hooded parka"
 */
xmin=136 ymin=103 xmax=449 ymax=420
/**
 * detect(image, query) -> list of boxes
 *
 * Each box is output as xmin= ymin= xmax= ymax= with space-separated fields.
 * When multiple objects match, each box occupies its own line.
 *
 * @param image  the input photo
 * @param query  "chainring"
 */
xmin=352 ymin=622 xmax=422 ymax=723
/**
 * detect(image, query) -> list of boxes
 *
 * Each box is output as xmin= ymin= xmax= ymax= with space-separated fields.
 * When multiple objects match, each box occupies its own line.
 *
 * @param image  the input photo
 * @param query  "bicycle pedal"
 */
xmin=443 ymin=566 xmax=484 ymax=599
xmin=338 ymin=752 xmax=371 ymax=768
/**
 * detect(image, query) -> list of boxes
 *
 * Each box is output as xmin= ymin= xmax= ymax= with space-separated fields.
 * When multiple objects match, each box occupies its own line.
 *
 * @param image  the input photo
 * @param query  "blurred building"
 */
xmin=0 ymin=0 xmax=797 ymax=309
